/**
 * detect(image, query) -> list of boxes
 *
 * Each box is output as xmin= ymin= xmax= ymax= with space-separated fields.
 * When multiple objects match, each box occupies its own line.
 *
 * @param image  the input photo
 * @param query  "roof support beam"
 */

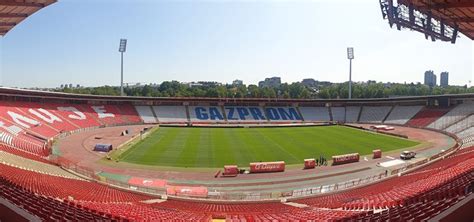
xmin=448 ymin=17 xmax=474 ymax=23
xmin=0 ymin=22 xmax=17 ymax=27
xmin=0 ymin=1 xmax=45 ymax=8
xmin=0 ymin=13 xmax=28 ymax=18
xmin=418 ymin=2 xmax=474 ymax=10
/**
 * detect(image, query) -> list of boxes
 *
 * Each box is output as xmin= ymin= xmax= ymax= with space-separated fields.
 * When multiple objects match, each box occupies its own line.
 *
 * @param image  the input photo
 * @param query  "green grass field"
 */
xmin=117 ymin=125 xmax=419 ymax=168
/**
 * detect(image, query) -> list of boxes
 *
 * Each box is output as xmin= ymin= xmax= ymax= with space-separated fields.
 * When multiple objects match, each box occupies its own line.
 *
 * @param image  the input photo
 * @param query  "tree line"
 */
xmin=53 ymin=81 xmax=474 ymax=99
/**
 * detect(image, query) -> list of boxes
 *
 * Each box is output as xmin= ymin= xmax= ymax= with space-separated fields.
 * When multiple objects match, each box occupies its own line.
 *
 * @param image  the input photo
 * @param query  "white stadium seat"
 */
xmin=135 ymin=106 xmax=157 ymax=123
xmin=384 ymin=106 xmax=423 ymax=125
xmin=153 ymin=106 xmax=188 ymax=123
xmin=299 ymin=107 xmax=330 ymax=122
xmin=359 ymin=106 xmax=392 ymax=123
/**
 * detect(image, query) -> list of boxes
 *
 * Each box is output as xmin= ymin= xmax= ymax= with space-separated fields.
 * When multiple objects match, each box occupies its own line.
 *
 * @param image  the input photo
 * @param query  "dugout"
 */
xmin=93 ymin=144 xmax=113 ymax=152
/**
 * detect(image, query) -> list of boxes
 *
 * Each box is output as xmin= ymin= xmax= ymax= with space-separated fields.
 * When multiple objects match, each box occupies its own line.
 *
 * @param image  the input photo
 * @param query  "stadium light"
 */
xmin=347 ymin=47 xmax=354 ymax=99
xmin=119 ymin=39 xmax=127 ymax=96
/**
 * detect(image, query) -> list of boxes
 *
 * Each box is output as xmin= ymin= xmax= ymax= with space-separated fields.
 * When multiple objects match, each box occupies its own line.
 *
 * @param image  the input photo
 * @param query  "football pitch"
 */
xmin=117 ymin=125 xmax=419 ymax=168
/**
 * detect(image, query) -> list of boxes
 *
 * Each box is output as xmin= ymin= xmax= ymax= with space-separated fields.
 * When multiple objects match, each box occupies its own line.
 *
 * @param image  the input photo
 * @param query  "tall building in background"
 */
xmin=232 ymin=79 xmax=243 ymax=86
xmin=440 ymin=72 xmax=449 ymax=87
xmin=258 ymin=77 xmax=281 ymax=88
xmin=424 ymin=70 xmax=437 ymax=87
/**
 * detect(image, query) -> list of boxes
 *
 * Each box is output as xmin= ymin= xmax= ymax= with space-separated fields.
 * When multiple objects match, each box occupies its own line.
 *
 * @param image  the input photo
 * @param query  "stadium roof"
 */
xmin=398 ymin=0 xmax=474 ymax=40
xmin=399 ymin=0 xmax=474 ymax=40
xmin=0 ymin=0 xmax=56 ymax=36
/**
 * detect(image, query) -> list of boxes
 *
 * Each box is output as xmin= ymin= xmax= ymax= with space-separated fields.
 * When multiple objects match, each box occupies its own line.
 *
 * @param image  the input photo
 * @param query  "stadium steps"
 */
xmin=356 ymin=106 xmax=363 ymax=122
xmin=382 ymin=106 xmax=395 ymax=123
xmin=328 ymin=106 xmax=334 ymax=121
xmin=220 ymin=105 xmax=228 ymax=122
xmin=185 ymin=105 xmax=191 ymax=123
xmin=295 ymin=106 xmax=305 ymax=122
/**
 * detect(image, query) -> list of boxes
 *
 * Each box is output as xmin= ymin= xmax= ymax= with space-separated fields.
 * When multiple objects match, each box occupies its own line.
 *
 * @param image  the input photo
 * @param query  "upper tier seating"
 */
xmin=152 ymin=106 xmax=188 ymax=123
xmin=299 ymin=107 xmax=331 ymax=122
xmin=345 ymin=106 xmax=361 ymax=123
xmin=384 ymin=105 xmax=423 ymax=125
xmin=135 ymin=106 xmax=158 ymax=123
xmin=428 ymin=102 xmax=474 ymax=130
xmin=359 ymin=106 xmax=392 ymax=123
xmin=406 ymin=108 xmax=450 ymax=128
xmin=189 ymin=106 xmax=226 ymax=123
xmin=331 ymin=107 xmax=346 ymax=122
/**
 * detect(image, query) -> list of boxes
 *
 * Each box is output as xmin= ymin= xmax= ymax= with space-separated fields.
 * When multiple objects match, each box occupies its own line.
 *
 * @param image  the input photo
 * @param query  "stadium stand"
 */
xmin=344 ymin=106 xmax=361 ymax=123
xmin=384 ymin=105 xmax=423 ymax=125
xmin=116 ymin=104 xmax=143 ymax=124
xmin=135 ymin=105 xmax=158 ymax=123
xmin=152 ymin=106 xmax=188 ymax=123
xmin=428 ymin=102 xmax=474 ymax=130
xmin=1 ymin=146 xmax=471 ymax=221
xmin=331 ymin=107 xmax=346 ymax=122
xmin=0 ymin=162 xmax=150 ymax=203
xmin=296 ymin=147 xmax=474 ymax=211
xmin=263 ymin=107 xmax=303 ymax=122
xmin=446 ymin=114 xmax=474 ymax=135
xmin=0 ymin=151 xmax=79 ymax=179
xmin=406 ymin=108 xmax=450 ymax=128
xmin=0 ymin=183 xmax=110 ymax=221
xmin=359 ymin=106 xmax=392 ymax=123
xmin=298 ymin=107 xmax=331 ymax=122
xmin=224 ymin=106 xmax=268 ymax=123
xmin=52 ymin=104 xmax=102 ymax=129
xmin=0 ymin=91 xmax=473 ymax=221
xmin=189 ymin=106 xmax=226 ymax=123
xmin=457 ymin=127 xmax=474 ymax=148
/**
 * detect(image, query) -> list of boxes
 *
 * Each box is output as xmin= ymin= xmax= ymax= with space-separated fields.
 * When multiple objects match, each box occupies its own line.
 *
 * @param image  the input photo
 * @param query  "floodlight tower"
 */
xmin=119 ymin=39 xmax=127 ymax=96
xmin=347 ymin=47 xmax=354 ymax=99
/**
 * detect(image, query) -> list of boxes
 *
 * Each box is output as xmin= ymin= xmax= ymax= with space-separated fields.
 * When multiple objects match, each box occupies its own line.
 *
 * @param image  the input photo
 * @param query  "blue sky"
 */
xmin=0 ymin=0 xmax=472 ymax=88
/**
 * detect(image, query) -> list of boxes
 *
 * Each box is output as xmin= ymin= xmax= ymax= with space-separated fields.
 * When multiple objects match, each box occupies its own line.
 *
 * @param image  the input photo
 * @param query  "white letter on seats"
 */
xmin=57 ymin=107 xmax=86 ymax=120
xmin=91 ymin=106 xmax=115 ymax=119
xmin=7 ymin=111 xmax=40 ymax=128
xmin=0 ymin=121 xmax=23 ymax=135
xmin=29 ymin=108 xmax=63 ymax=124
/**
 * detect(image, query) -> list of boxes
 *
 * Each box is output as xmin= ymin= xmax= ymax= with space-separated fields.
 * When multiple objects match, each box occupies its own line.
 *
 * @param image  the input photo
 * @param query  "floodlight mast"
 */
xmin=347 ymin=47 xmax=354 ymax=99
xmin=119 ymin=39 xmax=127 ymax=96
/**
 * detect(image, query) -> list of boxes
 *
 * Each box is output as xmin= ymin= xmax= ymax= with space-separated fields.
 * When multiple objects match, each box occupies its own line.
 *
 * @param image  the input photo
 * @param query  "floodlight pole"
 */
xmin=349 ymin=59 xmax=352 ymax=99
xmin=347 ymin=47 xmax=354 ymax=99
xmin=120 ymin=51 xmax=124 ymax=96
xmin=119 ymin=39 xmax=127 ymax=96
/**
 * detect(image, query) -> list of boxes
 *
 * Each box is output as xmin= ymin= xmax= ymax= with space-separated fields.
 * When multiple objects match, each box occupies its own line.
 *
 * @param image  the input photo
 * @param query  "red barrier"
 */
xmin=166 ymin=186 xmax=208 ymax=198
xmin=249 ymin=161 xmax=285 ymax=173
xmin=373 ymin=149 xmax=382 ymax=159
xmin=128 ymin=177 xmax=167 ymax=188
xmin=223 ymin=165 xmax=239 ymax=177
xmin=332 ymin=153 xmax=359 ymax=165
xmin=304 ymin=158 xmax=315 ymax=169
